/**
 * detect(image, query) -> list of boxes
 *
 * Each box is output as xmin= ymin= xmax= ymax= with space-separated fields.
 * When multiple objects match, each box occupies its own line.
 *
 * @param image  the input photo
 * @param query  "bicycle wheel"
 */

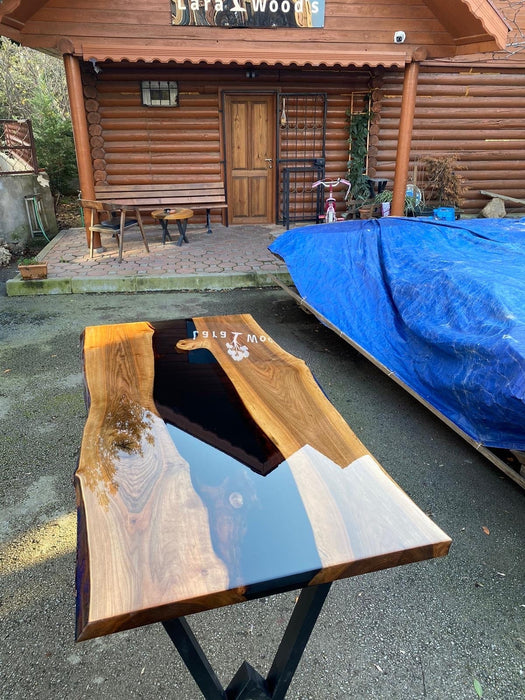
xmin=325 ymin=207 xmax=337 ymax=224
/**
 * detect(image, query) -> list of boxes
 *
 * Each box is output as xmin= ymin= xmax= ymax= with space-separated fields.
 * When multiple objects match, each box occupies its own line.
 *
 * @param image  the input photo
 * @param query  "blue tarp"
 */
xmin=270 ymin=217 xmax=525 ymax=450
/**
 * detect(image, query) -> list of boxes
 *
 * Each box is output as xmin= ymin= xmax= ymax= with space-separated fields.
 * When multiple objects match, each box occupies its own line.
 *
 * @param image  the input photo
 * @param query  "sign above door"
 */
xmin=171 ymin=0 xmax=325 ymax=28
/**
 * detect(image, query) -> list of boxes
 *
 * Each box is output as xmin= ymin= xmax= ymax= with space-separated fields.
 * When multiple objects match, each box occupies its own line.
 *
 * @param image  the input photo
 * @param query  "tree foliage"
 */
xmin=0 ymin=38 xmax=77 ymax=194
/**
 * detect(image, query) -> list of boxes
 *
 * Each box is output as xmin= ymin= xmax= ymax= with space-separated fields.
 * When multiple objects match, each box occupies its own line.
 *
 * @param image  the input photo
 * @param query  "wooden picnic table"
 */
xmin=75 ymin=314 xmax=451 ymax=698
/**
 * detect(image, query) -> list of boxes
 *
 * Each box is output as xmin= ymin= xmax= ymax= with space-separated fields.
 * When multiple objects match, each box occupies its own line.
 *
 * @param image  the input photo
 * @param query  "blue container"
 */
xmin=433 ymin=207 xmax=455 ymax=221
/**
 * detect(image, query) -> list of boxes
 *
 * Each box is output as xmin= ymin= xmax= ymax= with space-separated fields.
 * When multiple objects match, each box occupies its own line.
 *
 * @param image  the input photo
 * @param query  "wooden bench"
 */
xmin=94 ymin=182 xmax=228 ymax=235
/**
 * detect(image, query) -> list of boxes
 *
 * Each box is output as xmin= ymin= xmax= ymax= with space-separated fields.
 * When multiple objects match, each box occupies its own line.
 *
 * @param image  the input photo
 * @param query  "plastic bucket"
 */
xmin=433 ymin=207 xmax=455 ymax=221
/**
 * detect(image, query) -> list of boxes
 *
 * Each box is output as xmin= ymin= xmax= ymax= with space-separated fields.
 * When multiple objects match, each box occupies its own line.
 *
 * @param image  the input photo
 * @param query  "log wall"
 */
xmin=374 ymin=66 xmax=525 ymax=214
xmin=82 ymin=63 xmax=372 ymax=221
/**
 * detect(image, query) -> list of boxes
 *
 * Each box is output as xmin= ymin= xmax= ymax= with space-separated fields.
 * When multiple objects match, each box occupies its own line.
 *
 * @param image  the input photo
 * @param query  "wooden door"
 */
xmin=225 ymin=94 xmax=275 ymax=224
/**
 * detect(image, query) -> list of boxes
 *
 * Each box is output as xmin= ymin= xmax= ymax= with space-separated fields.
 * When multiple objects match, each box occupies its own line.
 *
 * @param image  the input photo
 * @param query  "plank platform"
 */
xmin=75 ymin=315 xmax=451 ymax=642
xmin=480 ymin=190 xmax=525 ymax=206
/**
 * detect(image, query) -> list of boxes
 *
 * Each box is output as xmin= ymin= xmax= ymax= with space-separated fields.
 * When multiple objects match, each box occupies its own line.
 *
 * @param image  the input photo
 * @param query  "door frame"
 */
xmin=221 ymin=89 xmax=278 ymax=224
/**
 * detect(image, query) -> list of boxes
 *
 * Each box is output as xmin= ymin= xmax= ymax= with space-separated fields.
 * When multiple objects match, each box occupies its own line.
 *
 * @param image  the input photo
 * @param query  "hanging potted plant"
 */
xmin=17 ymin=257 xmax=48 ymax=280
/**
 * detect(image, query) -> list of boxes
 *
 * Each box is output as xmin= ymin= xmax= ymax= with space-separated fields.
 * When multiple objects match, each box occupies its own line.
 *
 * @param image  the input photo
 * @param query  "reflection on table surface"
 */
xmin=75 ymin=315 xmax=451 ymax=642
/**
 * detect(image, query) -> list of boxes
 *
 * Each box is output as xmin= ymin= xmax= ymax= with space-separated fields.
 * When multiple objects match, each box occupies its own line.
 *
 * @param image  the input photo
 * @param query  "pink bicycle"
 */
xmin=312 ymin=178 xmax=351 ymax=223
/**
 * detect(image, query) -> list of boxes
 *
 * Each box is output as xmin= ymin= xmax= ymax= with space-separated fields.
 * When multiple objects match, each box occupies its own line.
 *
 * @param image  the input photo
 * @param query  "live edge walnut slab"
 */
xmin=75 ymin=314 xmax=451 ymax=642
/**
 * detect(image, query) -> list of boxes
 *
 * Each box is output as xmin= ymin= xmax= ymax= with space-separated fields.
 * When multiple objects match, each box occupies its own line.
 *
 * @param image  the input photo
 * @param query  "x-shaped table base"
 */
xmin=162 ymin=582 xmax=332 ymax=700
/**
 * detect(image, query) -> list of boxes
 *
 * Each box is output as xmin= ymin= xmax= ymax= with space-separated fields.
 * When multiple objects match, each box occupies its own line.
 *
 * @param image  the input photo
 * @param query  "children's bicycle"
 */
xmin=312 ymin=178 xmax=351 ymax=223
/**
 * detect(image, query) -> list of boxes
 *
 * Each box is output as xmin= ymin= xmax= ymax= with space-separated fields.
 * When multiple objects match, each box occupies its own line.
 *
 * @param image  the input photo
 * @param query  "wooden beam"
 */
xmin=480 ymin=190 xmax=525 ymax=206
xmin=392 ymin=61 xmax=420 ymax=216
xmin=63 ymin=54 xmax=99 ymax=249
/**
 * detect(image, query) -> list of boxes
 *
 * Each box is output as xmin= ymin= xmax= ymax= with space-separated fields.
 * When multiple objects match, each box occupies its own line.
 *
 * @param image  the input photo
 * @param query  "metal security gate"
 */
xmin=277 ymin=94 xmax=327 ymax=227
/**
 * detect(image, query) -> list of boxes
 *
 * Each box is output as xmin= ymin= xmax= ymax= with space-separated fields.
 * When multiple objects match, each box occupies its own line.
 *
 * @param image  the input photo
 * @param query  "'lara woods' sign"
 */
xmin=171 ymin=0 xmax=325 ymax=27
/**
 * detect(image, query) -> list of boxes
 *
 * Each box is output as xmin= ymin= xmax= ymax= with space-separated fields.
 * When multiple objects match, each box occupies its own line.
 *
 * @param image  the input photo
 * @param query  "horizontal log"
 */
xmin=105 ymin=173 xmax=223 ymax=185
xmin=104 ymin=142 xmax=220 ymax=154
xmin=417 ymin=71 xmax=525 ymax=87
xmin=98 ymin=97 xmax=220 ymax=109
xmin=379 ymin=139 xmax=525 ymax=152
xmin=100 ymin=116 xmax=220 ymax=129
xmin=102 ymin=129 xmax=220 ymax=141
xmin=383 ymin=98 xmax=525 ymax=109
xmin=104 ymin=153 xmax=222 ymax=165
xmin=105 ymin=165 xmax=223 ymax=177
xmin=468 ymin=183 xmax=525 ymax=195
xmin=411 ymin=118 xmax=525 ymax=130
xmin=408 ymin=129 xmax=525 ymax=140
xmin=453 ymin=161 xmax=525 ymax=172
xmin=410 ymin=107 xmax=525 ymax=119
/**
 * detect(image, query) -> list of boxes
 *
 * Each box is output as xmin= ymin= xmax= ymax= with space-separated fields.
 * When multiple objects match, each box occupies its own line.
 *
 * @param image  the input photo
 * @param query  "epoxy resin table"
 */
xmin=76 ymin=315 xmax=451 ymax=699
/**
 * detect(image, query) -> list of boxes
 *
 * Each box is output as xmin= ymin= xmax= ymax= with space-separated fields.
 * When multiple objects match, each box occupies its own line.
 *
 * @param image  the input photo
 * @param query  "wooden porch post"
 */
xmin=391 ymin=60 xmax=420 ymax=217
xmin=63 ymin=54 xmax=100 ymax=249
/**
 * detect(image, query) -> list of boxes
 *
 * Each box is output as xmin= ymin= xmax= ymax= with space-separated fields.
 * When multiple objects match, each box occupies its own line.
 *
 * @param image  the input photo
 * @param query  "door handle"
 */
xmin=264 ymin=158 xmax=273 ymax=169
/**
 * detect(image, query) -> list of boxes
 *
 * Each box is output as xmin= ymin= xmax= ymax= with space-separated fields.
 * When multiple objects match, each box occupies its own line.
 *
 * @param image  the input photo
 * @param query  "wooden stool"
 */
xmin=151 ymin=208 xmax=193 ymax=246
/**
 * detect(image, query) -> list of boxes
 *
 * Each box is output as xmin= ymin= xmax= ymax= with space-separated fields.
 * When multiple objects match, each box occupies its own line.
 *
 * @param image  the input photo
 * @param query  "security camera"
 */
xmin=89 ymin=57 xmax=102 ymax=74
xmin=394 ymin=31 xmax=406 ymax=44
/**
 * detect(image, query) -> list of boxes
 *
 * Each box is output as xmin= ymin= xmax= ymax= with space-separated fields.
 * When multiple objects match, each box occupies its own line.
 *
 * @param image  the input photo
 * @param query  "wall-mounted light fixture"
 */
xmin=246 ymin=70 xmax=257 ymax=79
xmin=141 ymin=80 xmax=179 ymax=107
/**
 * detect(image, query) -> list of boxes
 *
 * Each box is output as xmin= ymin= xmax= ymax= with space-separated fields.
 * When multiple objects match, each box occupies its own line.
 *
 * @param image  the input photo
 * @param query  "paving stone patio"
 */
xmin=7 ymin=221 xmax=295 ymax=295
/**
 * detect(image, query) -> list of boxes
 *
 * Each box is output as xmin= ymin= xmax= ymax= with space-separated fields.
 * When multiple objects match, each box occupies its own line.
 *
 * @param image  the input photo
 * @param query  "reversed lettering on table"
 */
xmin=191 ymin=329 xmax=274 ymax=361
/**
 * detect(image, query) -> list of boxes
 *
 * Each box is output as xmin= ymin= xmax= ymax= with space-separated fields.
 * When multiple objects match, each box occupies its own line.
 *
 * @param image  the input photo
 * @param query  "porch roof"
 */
xmin=79 ymin=44 xmax=411 ymax=69
xmin=0 ymin=0 xmax=509 ymax=66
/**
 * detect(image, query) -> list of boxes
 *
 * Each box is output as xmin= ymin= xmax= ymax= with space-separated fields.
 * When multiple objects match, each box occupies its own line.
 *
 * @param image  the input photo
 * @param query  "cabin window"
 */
xmin=141 ymin=81 xmax=178 ymax=107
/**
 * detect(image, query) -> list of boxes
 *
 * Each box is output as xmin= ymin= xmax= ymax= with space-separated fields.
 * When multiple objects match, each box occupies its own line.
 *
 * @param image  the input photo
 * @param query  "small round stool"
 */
xmin=151 ymin=208 xmax=193 ymax=246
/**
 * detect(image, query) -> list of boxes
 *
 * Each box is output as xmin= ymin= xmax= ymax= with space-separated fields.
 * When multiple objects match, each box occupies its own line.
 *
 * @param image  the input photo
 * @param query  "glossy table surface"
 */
xmin=75 ymin=314 xmax=451 ymax=642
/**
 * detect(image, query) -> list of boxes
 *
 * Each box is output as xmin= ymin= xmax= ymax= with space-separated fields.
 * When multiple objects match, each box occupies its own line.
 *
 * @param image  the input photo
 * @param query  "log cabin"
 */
xmin=0 ymin=0 xmax=508 ymax=244
xmin=376 ymin=0 xmax=525 ymax=215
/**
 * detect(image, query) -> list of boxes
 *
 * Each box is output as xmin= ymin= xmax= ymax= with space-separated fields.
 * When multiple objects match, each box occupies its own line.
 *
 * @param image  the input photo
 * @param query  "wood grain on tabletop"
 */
xmin=75 ymin=315 xmax=451 ymax=642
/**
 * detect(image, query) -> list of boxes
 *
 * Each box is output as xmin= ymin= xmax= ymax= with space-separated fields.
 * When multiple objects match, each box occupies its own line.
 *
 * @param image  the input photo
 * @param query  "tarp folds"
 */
xmin=270 ymin=217 xmax=525 ymax=450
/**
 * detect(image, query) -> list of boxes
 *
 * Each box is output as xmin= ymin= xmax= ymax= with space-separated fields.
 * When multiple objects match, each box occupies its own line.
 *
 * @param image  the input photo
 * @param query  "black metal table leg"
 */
xmin=162 ymin=617 xmax=227 ymax=700
xmin=265 ymin=583 xmax=332 ymax=700
xmin=161 ymin=219 xmax=172 ymax=245
xmin=176 ymin=219 xmax=189 ymax=246
xmin=162 ymin=582 xmax=332 ymax=700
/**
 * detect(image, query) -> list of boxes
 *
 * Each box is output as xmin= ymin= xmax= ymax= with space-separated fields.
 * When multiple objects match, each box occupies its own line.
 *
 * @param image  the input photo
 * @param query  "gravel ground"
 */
xmin=0 ymin=288 xmax=523 ymax=699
